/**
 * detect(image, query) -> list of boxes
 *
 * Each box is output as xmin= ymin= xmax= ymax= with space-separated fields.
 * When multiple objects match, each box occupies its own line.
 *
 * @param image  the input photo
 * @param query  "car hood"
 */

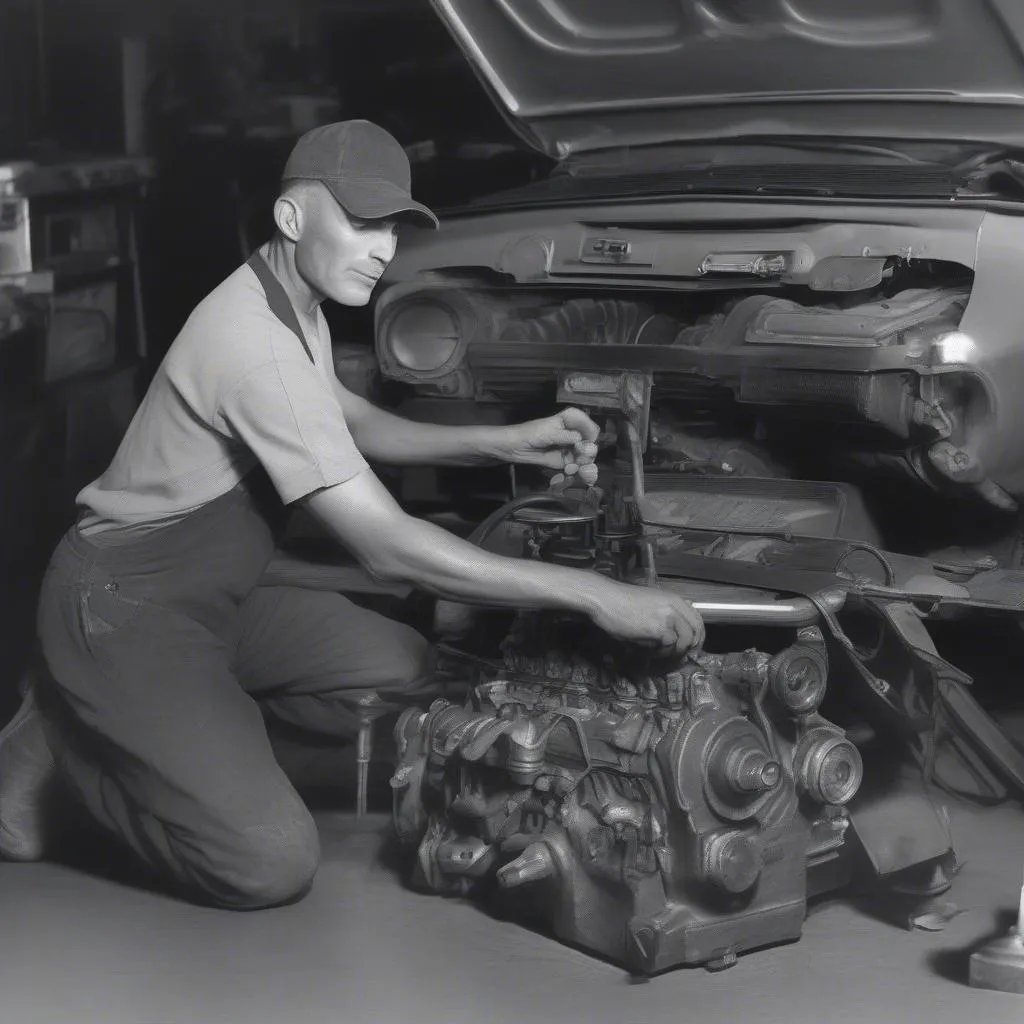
xmin=430 ymin=0 xmax=1024 ymax=160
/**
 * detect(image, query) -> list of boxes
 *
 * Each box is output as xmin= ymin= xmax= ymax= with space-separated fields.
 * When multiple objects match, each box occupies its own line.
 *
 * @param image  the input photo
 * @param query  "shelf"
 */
xmin=40 ymin=253 xmax=128 ymax=291
xmin=7 ymin=157 xmax=156 ymax=200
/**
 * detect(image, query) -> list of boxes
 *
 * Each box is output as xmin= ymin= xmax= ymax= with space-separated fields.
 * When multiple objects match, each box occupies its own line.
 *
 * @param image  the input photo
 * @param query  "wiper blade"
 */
xmin=558 ymin=137 xmax=938 ymax=177
xmin=465 ymin=164 xmax=960 ymax=212
xmin=757 ymin=138 xmax=927 ymax=165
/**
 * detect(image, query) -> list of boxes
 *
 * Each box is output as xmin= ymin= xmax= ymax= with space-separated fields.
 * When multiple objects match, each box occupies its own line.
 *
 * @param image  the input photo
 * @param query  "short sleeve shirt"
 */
xmin=76 ymin=251 xmax=369 ymax=541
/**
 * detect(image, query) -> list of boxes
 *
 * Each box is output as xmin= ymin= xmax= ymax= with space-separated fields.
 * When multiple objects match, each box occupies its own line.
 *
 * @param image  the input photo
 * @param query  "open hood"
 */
xmin=431 ymin=0 xmax=1024 ymax=160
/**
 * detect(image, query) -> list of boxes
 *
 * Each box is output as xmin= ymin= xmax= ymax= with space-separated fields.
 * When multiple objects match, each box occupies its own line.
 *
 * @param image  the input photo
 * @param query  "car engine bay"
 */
xmin=378 ymin=356 xmax=1024 ymax=973
xmin=347 ymin=203 xmax=1024 ymax=975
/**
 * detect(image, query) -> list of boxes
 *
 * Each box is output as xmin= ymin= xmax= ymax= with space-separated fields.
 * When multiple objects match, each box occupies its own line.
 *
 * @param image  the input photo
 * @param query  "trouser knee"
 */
xmin=202 ymin=805 xmax=321 ymax=910
xmin=380 ymin=626 xmax=436 ymax=695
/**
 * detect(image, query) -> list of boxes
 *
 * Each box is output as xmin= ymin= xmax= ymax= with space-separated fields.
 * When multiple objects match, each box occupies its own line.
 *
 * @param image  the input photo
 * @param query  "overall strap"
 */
xmin=246 ymin=249 xmax=316 ymax=365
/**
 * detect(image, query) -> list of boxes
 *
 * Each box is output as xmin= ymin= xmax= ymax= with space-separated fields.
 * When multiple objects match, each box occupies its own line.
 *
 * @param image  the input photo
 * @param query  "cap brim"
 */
xmin=325 ymin=177 xmax=439 ymax=229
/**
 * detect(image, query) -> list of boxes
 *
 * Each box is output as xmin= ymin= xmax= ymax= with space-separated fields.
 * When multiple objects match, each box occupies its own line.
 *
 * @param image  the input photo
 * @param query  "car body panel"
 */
xmin=432 ymin=0 xmax=1024 ymax=157
xmin=378 ymin=203 xmax=1024 ymax=501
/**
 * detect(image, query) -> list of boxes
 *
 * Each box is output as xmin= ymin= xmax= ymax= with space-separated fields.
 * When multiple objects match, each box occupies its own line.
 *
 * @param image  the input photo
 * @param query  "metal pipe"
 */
xmin=626 ymin=419 xmax=659 ymax=588
xmin=355 ymin=714 xmax=375 ymax=819
xmin=661 ymin=585 xmax=846 ymax=627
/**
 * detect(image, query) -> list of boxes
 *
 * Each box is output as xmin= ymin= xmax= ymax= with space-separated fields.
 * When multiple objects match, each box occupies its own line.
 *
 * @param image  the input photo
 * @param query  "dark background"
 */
xmin=0 ymin=0 xmax=551 ymax=715
xmin=1 ymin=0 xmax=550 ymax=363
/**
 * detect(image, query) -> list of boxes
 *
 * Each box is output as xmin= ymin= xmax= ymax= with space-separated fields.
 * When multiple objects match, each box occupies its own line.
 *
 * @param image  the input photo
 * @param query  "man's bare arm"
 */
xmin=302 ymin=469 xmax=704 ymax=656
xmin=329 ymin=380 xmax=506 ymax=466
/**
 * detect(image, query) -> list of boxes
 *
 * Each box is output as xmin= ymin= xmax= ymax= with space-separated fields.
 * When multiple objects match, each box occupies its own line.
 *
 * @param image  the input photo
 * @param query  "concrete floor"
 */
xmin=1 ymin=788 xmax=1023 ymax=1024
xmin=3 ymin=561 xmax=1024 ymax=1023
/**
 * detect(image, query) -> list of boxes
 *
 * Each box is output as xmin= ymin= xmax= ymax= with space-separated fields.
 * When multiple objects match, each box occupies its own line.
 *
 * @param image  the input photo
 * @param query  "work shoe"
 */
xmin=0 ymin=685 xmax=58 ymax=862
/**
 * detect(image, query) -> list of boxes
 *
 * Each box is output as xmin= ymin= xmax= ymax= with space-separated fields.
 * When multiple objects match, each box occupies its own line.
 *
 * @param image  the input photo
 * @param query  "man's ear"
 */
xmin=273 ymin=194 xmax=304 ymax=242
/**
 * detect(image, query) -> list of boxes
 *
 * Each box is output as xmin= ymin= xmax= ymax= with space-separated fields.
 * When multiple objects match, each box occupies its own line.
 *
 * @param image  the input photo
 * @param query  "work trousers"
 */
xmin=34 ymin=474 xmax=433 ymax=909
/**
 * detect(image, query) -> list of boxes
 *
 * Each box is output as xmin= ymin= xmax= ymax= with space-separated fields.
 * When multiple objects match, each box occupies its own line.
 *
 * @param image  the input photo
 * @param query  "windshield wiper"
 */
xmin=757 ymin=138 xmax=927 ymax=165
xmin=558 ymin=137 xmax=941 ymax=177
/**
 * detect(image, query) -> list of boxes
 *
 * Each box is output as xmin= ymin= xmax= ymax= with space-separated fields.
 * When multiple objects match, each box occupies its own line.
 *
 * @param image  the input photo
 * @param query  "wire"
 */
xmin=832 ymin=542 xmax=897 ymax=588
xmin=435 ymin=642 xmax=503 ymax=672
xmin=466 ymin=492 xmax=580 ymax=548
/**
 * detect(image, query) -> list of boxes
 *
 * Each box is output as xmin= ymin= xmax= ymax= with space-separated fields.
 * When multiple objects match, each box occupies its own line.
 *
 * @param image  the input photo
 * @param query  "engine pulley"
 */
xmin=795 ymin=729 xmax=864 ymax=805
xmin=705 ymin=719 xmax=783 ymax=819
xmin=769 ymin=641 xmax=828 ymax=716
xmin=705 ymin=830 xmax=763 ymax=894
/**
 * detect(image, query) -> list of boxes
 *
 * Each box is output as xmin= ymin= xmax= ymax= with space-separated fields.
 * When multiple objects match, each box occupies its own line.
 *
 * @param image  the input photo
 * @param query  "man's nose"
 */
xmin=369 ymin=227 xmax=397 ymax=266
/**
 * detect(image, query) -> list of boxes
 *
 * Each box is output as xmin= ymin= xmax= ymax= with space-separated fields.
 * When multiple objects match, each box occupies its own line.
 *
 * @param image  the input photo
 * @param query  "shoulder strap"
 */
xmin=246 ymin=250 xmax=316 ymax=365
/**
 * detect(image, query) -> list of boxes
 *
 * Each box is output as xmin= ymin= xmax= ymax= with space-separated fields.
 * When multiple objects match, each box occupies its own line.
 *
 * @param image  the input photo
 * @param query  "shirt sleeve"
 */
xmin=218 ymin=358 xmax=369 ymax=503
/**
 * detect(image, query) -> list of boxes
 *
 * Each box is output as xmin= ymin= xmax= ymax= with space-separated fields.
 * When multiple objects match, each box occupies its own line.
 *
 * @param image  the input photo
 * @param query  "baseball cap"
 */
xmin=282 ymin=120 xmax=439 ymax=229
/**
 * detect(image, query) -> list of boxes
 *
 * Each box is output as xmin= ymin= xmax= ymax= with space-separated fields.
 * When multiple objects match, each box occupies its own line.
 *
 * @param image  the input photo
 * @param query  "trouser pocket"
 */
xmin=80 ymin=580 xmax=143 ymax=637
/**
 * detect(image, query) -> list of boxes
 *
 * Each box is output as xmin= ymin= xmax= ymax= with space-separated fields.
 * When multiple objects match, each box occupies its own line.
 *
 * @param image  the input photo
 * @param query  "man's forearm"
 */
xmin=335 ymin=384 xmax=507 ymax=466
xmin=303 ymin=470 xmax=704 ymax=657
xmin=304 ymin=475 xmax=612 ymax=613
xmin=374 ymin=514 xmax=612 ymax=611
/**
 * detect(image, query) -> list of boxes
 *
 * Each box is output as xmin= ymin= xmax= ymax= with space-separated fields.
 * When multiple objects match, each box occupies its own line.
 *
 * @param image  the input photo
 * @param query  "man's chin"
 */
xmin=329 ymin=284 xmax=374 ymax=308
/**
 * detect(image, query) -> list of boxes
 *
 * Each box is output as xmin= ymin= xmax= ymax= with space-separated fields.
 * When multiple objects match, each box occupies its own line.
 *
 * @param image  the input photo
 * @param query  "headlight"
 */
xmin=932 ymin=331 xmax=976 ymax=365
xmin=377 ymin=292 xmax=475 ymax=380
xmin=390 ymin=301 xmax=461 ymax=371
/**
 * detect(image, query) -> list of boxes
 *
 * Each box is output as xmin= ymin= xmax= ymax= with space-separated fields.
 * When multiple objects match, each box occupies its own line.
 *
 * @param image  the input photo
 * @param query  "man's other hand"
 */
xmin=499 ymin=407 xmax=601 ymax=485
xmin=587 ymin=583 xmax=705 ymax=659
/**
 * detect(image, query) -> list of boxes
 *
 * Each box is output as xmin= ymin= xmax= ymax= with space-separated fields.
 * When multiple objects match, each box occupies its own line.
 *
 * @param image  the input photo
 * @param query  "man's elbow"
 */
xmin=358 ymin=543 xmax=413 ymax=587
xmin=362 ymin=554 xmax=408 ymax=586
xmin=300 ymin=475 xmax=416 ymax=583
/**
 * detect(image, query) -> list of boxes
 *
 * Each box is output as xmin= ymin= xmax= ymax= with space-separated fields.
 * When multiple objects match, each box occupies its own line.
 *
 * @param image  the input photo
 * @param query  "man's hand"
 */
xmin=497 ymin=407 xmax=601 ymax=486
xmin=587 ymin=582 xmax=705 ymax=659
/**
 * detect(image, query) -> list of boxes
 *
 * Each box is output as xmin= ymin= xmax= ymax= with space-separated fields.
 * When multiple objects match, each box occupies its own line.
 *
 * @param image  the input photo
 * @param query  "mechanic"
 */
xmin=0 ymin=121 xmax=704 ymax=909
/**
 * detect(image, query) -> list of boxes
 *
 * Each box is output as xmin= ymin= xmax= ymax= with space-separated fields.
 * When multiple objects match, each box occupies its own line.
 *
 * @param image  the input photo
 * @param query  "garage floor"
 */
xmin=1 ymin=773 xmax=1023 ymax=1024
xmin=2 ymin=560 xmax=1023 ymax=1024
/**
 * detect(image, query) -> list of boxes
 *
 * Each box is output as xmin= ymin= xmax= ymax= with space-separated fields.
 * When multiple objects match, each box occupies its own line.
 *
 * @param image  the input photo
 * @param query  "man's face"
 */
xmin=294 ymin=183 xmax=398 ymax=307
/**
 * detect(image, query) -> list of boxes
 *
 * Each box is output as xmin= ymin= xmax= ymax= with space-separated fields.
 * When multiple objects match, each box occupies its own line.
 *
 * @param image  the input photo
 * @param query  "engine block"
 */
xmin=391 ymin=612 xmax=864 ymax=973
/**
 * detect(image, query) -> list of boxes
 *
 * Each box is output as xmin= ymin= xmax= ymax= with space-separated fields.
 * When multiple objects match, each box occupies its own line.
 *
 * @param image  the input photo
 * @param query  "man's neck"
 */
xmin=261 ymin=236 xmax=322 ymax=322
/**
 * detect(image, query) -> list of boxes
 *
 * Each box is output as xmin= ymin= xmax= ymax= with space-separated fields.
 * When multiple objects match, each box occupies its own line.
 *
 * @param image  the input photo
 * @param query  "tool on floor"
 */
xmin=352 ymin=693 xmax=390 ymax=819
xmin=969 ymin=866 xmax=1024 ymax=994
